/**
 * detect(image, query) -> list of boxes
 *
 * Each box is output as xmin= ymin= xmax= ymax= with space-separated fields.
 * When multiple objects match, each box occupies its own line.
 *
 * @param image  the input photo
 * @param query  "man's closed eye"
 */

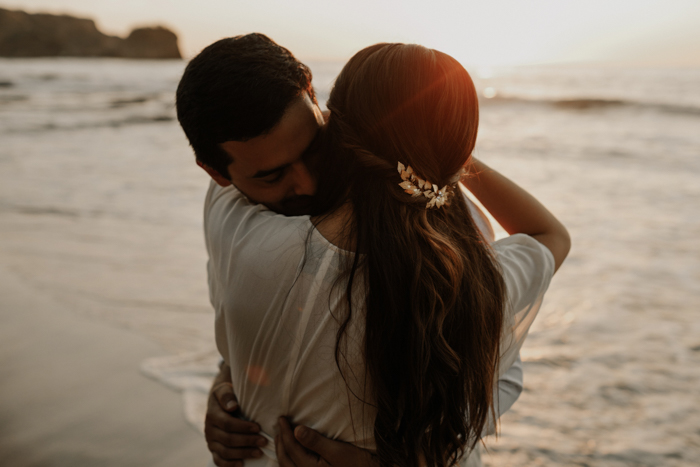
xmin=259 ymin=167 xmax=287 ymax=184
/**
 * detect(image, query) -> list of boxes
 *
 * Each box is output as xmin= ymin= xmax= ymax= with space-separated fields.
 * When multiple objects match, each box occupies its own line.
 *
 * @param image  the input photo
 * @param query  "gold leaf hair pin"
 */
xmin=397 ymin=161 xmax=452 ymax=209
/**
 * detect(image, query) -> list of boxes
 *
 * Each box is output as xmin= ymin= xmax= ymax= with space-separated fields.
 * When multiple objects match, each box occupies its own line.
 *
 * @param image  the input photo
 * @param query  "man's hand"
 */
xmin=275 ymin=417 xmax=379 ymax=467
xmin=205 ymin=364 xmax=268 ymax=467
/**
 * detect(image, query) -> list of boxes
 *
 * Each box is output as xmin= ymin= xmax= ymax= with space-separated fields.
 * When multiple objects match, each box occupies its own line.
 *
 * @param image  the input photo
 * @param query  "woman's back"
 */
xmin=205 ymin=180 xmax=556 ymax=466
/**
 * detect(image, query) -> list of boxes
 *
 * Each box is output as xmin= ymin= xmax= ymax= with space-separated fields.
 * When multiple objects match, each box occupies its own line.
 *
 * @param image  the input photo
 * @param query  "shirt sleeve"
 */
xmin=203 ymin=180 xmax=311 ymax=327
xmin=204 ymin=181 xmax=311 ymax=278
xmin=492 ymin=233 xmax=555 ymax=377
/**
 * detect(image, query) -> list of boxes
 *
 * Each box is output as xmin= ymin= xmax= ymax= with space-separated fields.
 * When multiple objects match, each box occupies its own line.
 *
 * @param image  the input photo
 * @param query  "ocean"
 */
xmin=0 ymin=57 xmax=698 ymax=466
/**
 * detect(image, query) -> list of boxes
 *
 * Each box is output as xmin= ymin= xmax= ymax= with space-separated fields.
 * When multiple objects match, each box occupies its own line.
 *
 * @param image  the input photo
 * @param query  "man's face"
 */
xmin=218 ymin=93 xmax=325 ymax=216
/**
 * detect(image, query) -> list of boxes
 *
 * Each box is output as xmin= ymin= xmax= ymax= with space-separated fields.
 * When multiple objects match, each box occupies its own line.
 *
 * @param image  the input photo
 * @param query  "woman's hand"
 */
xmin=275 ymin=417 xmax=379 ymax=467
xmin=462 ymin=158 xmax=570 ymax=272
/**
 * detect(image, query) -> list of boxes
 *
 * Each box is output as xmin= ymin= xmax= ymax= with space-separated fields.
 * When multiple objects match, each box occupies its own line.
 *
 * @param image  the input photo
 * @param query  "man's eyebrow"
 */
xmin=251 ymin=164 xmax=291 ymax=179
xmin=251 ymin=127 xmax=321 ymax=179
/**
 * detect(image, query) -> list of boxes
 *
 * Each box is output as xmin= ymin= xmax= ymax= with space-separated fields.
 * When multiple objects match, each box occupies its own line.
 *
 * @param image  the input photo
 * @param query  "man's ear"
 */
xmin=197 ymin=160 xmax=232 ymax=187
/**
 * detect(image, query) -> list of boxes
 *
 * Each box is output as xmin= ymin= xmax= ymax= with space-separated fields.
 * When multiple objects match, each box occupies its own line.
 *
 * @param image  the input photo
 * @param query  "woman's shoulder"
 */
xmin=492 ymin=233 xmax=556 ymax=308
xmin=493 ymin=233 xmax=555 ymax=269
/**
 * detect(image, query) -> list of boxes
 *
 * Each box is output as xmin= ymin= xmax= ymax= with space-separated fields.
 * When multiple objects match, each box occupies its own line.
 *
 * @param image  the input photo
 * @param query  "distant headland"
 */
xmin=0 ymin=7 xmax=181 ymax=59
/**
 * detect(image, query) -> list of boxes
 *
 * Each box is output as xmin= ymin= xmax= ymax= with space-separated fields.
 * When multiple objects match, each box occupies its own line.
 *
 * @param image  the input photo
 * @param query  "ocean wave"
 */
xmin=480 ymin=95 xmax=700 ymax=116
xmin=0 ymin=94 xmax=28 ymax=103
xmin=0 ymin=203 xmax=183 ymax=226
xmin=1 ymin=205 xmax=80 ymax=217
xmin=110 ymin=95 xmax=156 ymax=108
xmin=0 ymin=114 xmax=175 ymax=134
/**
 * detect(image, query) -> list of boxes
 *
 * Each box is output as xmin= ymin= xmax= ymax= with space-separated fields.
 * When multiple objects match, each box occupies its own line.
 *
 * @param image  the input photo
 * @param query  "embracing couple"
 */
xmin=176 ymin=33 xmax=570 ymax=467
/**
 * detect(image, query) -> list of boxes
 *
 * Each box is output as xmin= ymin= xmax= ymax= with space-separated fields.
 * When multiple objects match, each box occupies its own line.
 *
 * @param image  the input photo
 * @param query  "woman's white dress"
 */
xmin=204 ymin=181 xmax=555 ymax=466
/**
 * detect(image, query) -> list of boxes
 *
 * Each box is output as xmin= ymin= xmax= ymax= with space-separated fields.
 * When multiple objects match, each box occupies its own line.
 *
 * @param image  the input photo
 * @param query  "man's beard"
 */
xmin=267 ymin=195 xmax=315 ymax=217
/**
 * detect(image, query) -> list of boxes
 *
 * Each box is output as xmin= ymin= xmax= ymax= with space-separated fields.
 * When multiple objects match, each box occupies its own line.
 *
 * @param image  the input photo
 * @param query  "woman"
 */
xmin=206 ymin=43 xmax=569 ymax=467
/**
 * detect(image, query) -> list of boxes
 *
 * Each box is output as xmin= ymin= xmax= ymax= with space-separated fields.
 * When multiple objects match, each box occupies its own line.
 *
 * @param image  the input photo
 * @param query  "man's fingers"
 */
xmin=218 ymin=415 xmax=261 ymax=434
xmin=212 ymin=382 xmax=239 ymax=412
xmin=211 ymin=451 xmax=242 ymax=467
xmin=208 ymin=440 xmax=263 ymax=462
xmin=206 ymin=425 xmax=267 ymax=450
xmin=206 ymin=407 xmax=261 ymax=434
xmin=294 ymin=425 xmax=374 ymax=466
xmin=294 ymin=425 xmax=339 ymax=461
xmin=278 ymin=417 xmax=319 ymax=466
xmin=275 ymin=432 xmax=296 ymax=467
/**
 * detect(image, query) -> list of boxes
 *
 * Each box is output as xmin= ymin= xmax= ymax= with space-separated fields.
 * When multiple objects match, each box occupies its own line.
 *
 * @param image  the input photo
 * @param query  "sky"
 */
xmin=3 ymin=0 xmax=700 ymax=66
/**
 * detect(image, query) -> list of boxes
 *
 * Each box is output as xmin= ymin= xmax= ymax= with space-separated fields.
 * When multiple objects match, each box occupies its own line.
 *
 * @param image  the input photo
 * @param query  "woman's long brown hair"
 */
xmin=314 ymin=43 xmax=506 ymax=467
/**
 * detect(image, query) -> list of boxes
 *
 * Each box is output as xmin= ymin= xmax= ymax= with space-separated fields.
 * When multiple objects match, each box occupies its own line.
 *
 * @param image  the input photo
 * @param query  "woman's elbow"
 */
xmin=552 ymin=226 xmax=571 ymax=273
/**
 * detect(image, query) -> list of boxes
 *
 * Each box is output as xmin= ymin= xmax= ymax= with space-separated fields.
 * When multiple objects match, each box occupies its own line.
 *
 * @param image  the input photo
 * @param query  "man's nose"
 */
xmin=290 ymin=162 xmax=316 ymax=196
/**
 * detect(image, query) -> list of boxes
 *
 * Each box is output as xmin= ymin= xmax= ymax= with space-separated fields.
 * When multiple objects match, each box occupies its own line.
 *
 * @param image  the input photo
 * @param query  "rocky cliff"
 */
xmin=0 ymin=8 xmax=181 ymax=58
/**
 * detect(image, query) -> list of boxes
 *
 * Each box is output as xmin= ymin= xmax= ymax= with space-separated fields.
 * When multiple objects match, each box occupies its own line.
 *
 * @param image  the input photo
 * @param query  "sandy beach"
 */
xmin=0 ymin=262 xmax=209 ymax=466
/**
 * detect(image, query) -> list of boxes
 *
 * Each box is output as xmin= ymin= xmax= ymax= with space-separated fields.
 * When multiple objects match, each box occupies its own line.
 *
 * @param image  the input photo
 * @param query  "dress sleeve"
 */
xmin=492 ymin=233 xmax=555 ymax=377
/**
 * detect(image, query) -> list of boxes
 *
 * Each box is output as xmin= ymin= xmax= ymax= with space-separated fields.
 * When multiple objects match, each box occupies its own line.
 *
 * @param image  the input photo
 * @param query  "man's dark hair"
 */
xmin=176 ymin=33 xmax=315 ymax=178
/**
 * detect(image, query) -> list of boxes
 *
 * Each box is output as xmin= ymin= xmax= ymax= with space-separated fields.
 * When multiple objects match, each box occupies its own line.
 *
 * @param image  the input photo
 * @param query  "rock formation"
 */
xmin=0 ymin=8 xmax=181 ymax=58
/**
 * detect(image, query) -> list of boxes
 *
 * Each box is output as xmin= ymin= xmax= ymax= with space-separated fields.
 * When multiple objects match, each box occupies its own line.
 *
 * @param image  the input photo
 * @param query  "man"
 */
xmin=177 ymin=33 xmax=366 ymax=466
xmin=176 ymin=33 xmax=325 ymax=218
xmin=176 ymin=34 xmax=523 ymax=467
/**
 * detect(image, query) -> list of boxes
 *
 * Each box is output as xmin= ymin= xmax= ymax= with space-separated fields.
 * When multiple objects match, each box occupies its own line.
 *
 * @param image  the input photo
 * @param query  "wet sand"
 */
xmin=0 ymin=264 xmax=210 ymax=467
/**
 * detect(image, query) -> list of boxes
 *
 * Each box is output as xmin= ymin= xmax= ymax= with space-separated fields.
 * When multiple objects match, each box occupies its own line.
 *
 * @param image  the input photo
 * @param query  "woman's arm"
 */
xmin=461 ymin=158 xmax=571 ymax=272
